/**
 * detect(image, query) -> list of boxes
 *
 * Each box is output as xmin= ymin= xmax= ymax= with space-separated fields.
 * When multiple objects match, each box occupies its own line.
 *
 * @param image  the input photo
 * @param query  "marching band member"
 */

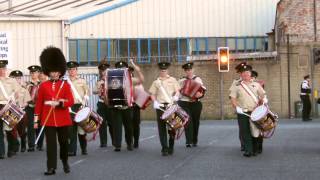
xmin=34 ymin=47 xmax=74 ymax=175
xmin=300 ymin=75 xmax=312 ymax=121
xmin=66 ymin=61 xmax=90 ymax=156
xmin=251 ymin=70 xmax=264 ymax=154
xmin=149 ymin=62 xmax=180 ymax=156
xmin=229 ymin=62 xmax=247 ymax=151
xmin=9 ymin=70 xmax=32 ymax=153
xmin=25 ymin=65 xmax=42 ymax=152
xmin=93 ymin=60 xmax=113 ymax=148
xmin=178 ymin=62 xmax=204 ymax=147
xmin=0 ymin=60 xmax=21 ymax=159
xmin=229 ymin=65 xmax=266 ymax=157
xmin=129 ymin=64 xmax=145 ymax=149
xmin=111 ymin=60 xmax=144 ymax=152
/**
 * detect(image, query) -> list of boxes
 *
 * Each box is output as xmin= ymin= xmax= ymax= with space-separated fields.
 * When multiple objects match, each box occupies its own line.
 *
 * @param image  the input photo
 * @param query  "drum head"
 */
xmin=74 ymin=107 xmax=91 ymax=123
xmin=251 ymin=105 xmax=268 ymax=121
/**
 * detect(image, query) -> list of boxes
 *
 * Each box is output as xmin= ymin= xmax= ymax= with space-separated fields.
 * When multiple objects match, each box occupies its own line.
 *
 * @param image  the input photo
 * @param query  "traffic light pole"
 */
xmin=220 ymin=72 xmax=224 ymax=120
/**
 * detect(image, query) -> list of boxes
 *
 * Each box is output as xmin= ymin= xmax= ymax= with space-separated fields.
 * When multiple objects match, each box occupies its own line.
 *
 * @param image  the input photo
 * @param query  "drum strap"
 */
xmin=156 ymin=79 xmax=173 ymax=104
xmin=0 ymin=80 xmax=9 ymax=100
xmin=240 ymin=81 xmax=259 ymax=105
xmin=67 ymin=77 xmax=84 ymax=104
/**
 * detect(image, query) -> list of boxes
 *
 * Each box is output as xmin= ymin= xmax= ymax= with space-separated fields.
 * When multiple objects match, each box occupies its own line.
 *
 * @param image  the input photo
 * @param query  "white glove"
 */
xmin=263 ymin=97 xmax=268 ymax=104
xmin=172 ymin=95 xmax=179 ymax=102
xmin=236 ymin=106 xmax=243 ymax=114
xmin=153 ymin=101 xmax=161 ymax=110
xmin=84 ymin=95 xmax=89 ymax=101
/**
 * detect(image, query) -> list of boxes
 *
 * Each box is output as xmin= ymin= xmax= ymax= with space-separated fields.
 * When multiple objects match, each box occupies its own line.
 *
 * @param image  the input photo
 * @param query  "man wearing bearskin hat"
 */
xmin=34 ymin=46 xmax=74 ymax=175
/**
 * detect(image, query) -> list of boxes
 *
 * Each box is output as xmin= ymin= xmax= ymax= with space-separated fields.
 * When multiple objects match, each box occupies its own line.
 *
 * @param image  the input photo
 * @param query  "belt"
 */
xmin=300 ymin=93 xmax=309 ymax=95
xmin=44 ymin=100 xmax=57 ymax=105
xmin=0 ymin=100 xmax=7 ymax=104
xmin=98 ymin=99 xmax=104 ymax=103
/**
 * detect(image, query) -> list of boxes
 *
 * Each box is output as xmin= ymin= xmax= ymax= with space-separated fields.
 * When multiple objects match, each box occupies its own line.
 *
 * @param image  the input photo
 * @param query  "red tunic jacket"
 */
xmin=35 ymin=79 xmax=74 ymax=127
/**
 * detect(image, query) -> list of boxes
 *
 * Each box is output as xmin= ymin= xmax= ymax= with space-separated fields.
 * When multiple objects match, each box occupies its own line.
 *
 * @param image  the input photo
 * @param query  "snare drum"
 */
xmin=74 ymin=107 xmax=103 ymax=133
xmin=107 ymin=68 xmax=133 ymax=107
xmin=161 ymin=104 xmax=189 ymax=130
xmin=251 ymin=105 xmax=277 ymax=132
xmin=0 ymin=100 xmax=25 ymax=129
xmin=134 ymin=84 xmax=152 ymax=110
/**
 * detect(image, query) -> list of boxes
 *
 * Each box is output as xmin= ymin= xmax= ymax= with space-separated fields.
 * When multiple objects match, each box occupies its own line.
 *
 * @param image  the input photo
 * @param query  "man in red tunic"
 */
xmin=34 ymin=46 xmax=74 ymax=175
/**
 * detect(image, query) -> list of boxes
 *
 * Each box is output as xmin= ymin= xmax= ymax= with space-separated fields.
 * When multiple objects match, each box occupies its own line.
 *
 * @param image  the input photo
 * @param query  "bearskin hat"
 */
xmin=40 ymin=46 xmax=67 ymax=77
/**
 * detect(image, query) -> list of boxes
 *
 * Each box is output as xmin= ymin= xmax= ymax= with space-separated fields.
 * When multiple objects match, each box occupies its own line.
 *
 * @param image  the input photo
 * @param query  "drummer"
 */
xmin=93 ymin=60 xmax=113 ymax=148
xmin=9 ymin=70 xmax=32 ymax=153
xmin=229 ymin=65 xmax=266 ymax=157
xmin=66 ymin=61 xmax=90 ymax=156
xmin=229 ymin=62 xmax=247 ymax=151
xmin=149 ymin=62 xmax=180 ymax=156
xmin=0 ymin=60 xmax=21 ymax=159
xmin=111 ymin=60 xmax=144 ymax=152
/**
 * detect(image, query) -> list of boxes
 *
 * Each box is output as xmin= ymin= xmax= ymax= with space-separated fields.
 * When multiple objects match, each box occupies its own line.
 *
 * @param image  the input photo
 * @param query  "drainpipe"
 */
xmin=314 ymin=0 xmax=317 ymax=42
xmin=287 ymin=34 xmax=291 ymax=118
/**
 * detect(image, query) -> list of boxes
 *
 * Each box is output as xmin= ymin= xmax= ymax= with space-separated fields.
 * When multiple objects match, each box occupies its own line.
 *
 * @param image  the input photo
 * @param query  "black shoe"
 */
xmin=133 ymin=143 xmax=139 ymax=148
xmin=0 ymin=154 xmax=4 ymax=159
xmin=127 ymin=145 xmax=133 ymax=151
xmin=243 ymin=152 xmax=251 ymax=157
xmin=161 ymin=151 xmax=168 ymax=156
xmin=252 ymin=152 xmax=257 ymax=156
xmin=168 ymin=148 xmax=174 ymax=155
xmin=186 ymin=144 xmax=191 ymax=148
xmin=27 ymin=147 xmax=35 ymax=152
xmin=44 ymin=168 xmax=56 ymax=175
xmin=21 ymin=147 xmax=26 ymax=153
xmin=37 ymin=147 xmax=43 ymax=151
xmin=100 ymin=144 xmax=107 ymax=148
xmin=240 ymin=146 xmax=245 ymax=151
xmin=114 ymin=148 xmax=121 ymax=152
xmin=192 ymin=144 xmax=197 ymax=147
xmin=82 ymin=151 xmax=88 ymax=155
xmin=68 ymin=152 xmax=76 ymax=156
xmin=62 ymin=162 xmax=70 ymax=173
xmin=257 ymin=149 xmax=262 ymax=154
xmin=7 ymin=152 xmax=13 ymax=158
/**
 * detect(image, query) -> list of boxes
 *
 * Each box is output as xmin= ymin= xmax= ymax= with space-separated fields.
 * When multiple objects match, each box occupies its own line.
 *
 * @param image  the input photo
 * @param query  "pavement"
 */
xmin=1 ymin=119 xmax=320 ymax=180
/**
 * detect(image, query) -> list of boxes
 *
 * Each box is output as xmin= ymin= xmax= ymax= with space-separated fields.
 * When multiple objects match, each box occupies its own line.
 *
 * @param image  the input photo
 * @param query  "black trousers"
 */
xmin=68 ymin=104 xmax=87 ymax=154
xmin=132 ymin=104 xmax=141 ymax=146
xmin=25 ymin=106 xmax=35 ymax=149
xmin=110 ymin=108 xmax=133 ymax=148
xmin=236 ymin=114 xmax=244 ymax=149
xmin=237 ymin=114 xmax=254 ymax=154
xmin=45 ymin=126 xmax=69 ymax=170
xmin=0 ymin=123 xmax=4 ymax=156
xmin=300 ymin=95 xmax=311 ymax=120
xmin=156 ymin=109 xmax=175 ymax=151
xmin=97 ymin=102 xmax=113 ymax=146
xmin=178 ymin=101 xmax=202 ymax=145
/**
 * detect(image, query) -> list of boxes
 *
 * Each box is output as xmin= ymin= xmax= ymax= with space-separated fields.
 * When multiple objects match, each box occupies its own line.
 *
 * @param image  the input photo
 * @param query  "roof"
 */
xmin=0 ymin=0 xmax=137 ymax=22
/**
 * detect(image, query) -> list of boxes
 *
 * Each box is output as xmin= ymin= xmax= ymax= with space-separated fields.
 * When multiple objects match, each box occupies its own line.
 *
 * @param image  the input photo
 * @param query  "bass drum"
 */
xmin=107 ymin=68 xmax=133 ymax=107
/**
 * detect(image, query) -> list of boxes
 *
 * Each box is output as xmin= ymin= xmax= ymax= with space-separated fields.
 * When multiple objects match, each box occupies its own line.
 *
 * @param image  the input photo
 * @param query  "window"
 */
xmin=169 ymin=39 xmax=177 ymax=61
xmin=88 ymin=40 xmax=98 ymax=65
xmin=150 ymin=39 xmax=159 ymax=62
xmin=159 ymin=39 xmax=169 ymax=62
xmin=237 ymin=38 xmax=245 ymax=52
xmin=129 ymin=39 xmax=138 ymax=59
xmin=246 ymin=38 xmax=255 ymax=52
xmin=119 ymin=39 xmax=128 ymax=60
xmin=69 ymin=40 xmax=77 ymax=62
xmin=100 ymin=40 xmax=108 ymax=61
xmin=79 ymin=40 xmax=88 ymax=65
xmin=208 ymin=38 xmax=217 ymax=53
xmin=179 ymin=39 xmax=188 ymax=60
xmin=198 ymin=38 xmax=207 ymax=55
xmin=140 ymin=39 xmax=149 ymax=63
xmin=227 ymin=38 xmax=236 ymax=52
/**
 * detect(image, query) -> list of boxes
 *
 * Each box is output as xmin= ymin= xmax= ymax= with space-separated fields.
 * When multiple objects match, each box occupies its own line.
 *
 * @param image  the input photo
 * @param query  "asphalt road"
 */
xmin=1 ymin=119 xmax=320 ymax=180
